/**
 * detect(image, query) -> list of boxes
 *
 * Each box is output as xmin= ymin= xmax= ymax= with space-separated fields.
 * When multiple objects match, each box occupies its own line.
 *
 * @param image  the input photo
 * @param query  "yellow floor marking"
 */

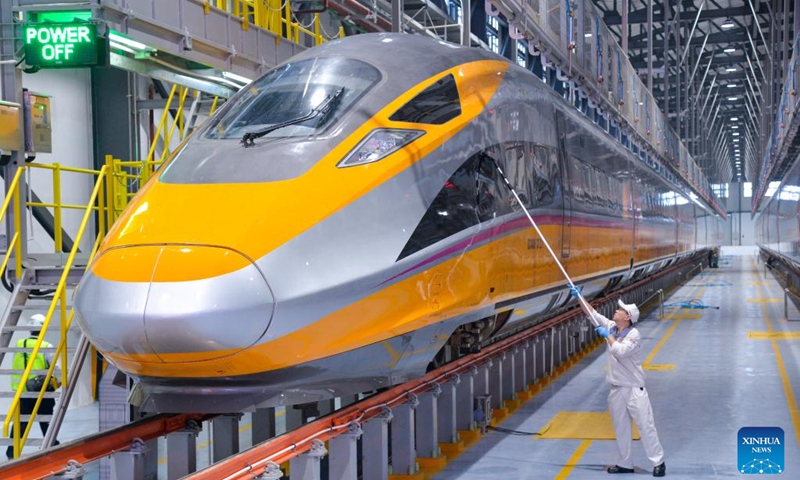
xmin=643 ymin=319 xmax=682 ymax=367
xmin=749 ymin=282 xmax=770 ymax=286
xmin=748 ymin=332 xmax=800 ymax=340
xmin=662 ymin=313 xmax=703 ymax=320
xmin=753 ymin=260 xmax=800 ymax=448
xmin=537 ymin=411 xmax=639 ymax=440
xmin=553 ymin=439 xmax=593 ymax=480
xmin=747 ymin=298 xmax=780 ymax=303
xmin=644 ymin=286 xmax=706 ymax=367
xmin=643 ymin=364 xmax=676 ymax=371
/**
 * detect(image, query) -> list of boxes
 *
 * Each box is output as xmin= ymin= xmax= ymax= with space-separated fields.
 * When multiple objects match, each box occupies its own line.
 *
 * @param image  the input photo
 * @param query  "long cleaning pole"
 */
xmin=488 ymin=157 xmax=599 ymax=326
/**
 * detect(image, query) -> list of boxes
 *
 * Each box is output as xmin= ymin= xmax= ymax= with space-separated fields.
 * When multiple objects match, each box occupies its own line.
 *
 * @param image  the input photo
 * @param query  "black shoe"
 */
xmin=653 ymin=462 xmax=666 ymax=477
xmin=607 ymin=465 xmax=635 ymax=474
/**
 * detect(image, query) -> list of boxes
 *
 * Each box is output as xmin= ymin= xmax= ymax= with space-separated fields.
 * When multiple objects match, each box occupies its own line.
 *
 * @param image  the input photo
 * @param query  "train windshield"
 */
xmin=204 ymin=57 xmax=381 ymax=141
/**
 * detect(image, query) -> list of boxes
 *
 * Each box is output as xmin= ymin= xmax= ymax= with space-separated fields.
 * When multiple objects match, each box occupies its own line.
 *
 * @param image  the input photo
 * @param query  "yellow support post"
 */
xmin=13 ymin=174 xmax=22 ymax=280
xmin=104 ymin=155 xmax=115 ymax=227
xmin=59 ymin=288 xmax=68 ymax=383
xmin=210 ymin=96 xmax=220 ymax=115
xmin=314 ymin=13 xmax=321 ymax=45
xmin=284 ymin=0 xmax=292 ymax=41
xmin=97 ymin=169 xmax=107 ymax=237
xmin=145 ymin=84 xmax=177 ymax=164
xmin=53 ymin=163 xmax=62 ymax=253
xmin=161 ymin=87 xmax=190 ymax=162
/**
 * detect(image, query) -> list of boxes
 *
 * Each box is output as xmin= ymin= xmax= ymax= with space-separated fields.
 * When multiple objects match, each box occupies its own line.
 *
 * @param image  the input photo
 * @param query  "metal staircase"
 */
xmin=0 ymin=165 xmax=108 ymax=459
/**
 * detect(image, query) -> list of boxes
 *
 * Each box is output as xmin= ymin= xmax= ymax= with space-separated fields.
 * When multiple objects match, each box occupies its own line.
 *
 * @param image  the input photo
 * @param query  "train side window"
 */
xmin=389 ymin=74 xmax=461 ymax=125
xmin=398 ymin=155 xmax=480 ymax=259
xmin=503 ymin=143 xmax=531 ymax=209
xmin=532 ymin=146 xmax=555 ymax=206
xmin=477 ymin=148 xmax=512 ymax=221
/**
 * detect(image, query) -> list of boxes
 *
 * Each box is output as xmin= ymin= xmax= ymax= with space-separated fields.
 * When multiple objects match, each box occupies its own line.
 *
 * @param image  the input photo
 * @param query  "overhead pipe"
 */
xmin=695 ymin=47 xmax=715 ymax=93
xmin=746 ymin=0 xmax=772 ymax=64
xmin=680 ymin=0 xmax=706 ymax=65
xmin=743 ymin=49 xmax=764 ymax=99
xmin=744 ymin=29 xmax=768 ymax=85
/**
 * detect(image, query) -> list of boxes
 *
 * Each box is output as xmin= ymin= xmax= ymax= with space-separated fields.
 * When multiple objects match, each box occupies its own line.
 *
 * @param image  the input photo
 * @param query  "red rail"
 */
xmin=0 ymin=414 xmax=214 ymax=480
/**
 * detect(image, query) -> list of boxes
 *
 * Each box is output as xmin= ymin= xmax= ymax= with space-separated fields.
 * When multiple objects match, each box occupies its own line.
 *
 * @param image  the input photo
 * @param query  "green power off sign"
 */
xmin=24 ymin=23 xmax=100 ymax=68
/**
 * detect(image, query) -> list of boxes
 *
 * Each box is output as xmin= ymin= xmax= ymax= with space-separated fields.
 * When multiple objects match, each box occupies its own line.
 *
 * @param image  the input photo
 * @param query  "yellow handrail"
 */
xmin=0 ymin=169 xmax=26 ymax=281
xmin=3 ymin=165 xmax=108 ymax=458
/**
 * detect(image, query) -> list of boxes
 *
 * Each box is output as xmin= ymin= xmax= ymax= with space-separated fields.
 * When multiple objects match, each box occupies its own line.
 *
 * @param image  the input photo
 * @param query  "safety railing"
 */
xmin=0 ymin=168 xmax=25 ymax=284
xmin=783 ymin=288 xmax=800 ymax=322
xmin=212 ymin=0 xmax=344 ymax=46
xmin=2 ymin=165 xmax=109 ymax=459
xmin=25 ymin=163 xmax=108 ymax=254
xmin=640 ymin=288 xmax=664 ymax=321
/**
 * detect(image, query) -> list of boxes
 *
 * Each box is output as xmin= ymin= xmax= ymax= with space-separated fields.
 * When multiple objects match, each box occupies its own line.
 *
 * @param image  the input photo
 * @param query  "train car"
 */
xmin=756 ymin=158 xmax=800 ymax=275
xmin=74 ymin=33 xmax=723 ymax=413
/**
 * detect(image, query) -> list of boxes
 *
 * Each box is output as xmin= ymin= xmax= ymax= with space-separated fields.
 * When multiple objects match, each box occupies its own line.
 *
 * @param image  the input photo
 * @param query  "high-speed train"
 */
xmin=74 ymin=33 xmax=723 ymax=413
xmin=757 ymin=152 xmax=800 ymax=276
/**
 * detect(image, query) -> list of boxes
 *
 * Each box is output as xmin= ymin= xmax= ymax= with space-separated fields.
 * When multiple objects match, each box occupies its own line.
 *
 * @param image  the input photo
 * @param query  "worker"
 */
xmin=6 ymin=314 xmax=59 ymax=460
xmin=570 ymin=288 xmax=666 ymax=477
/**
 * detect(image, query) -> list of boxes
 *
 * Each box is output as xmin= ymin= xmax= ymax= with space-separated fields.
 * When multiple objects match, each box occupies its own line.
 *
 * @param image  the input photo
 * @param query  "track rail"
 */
xmin=0 ymin=254 xmax=705 ymax=480
xmin=0 ymin=413 xmax=215 ymax=480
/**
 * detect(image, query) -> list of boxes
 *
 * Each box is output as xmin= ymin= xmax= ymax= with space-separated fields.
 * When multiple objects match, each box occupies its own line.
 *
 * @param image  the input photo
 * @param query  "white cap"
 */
xmin=30 ymin=314 xmax=45 ymax=328
xmin=617 ymin=299 xmax=639 ymax=324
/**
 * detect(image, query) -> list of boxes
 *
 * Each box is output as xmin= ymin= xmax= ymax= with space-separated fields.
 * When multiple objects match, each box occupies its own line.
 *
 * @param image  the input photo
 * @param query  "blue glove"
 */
xmin=595 ymin=326 xmax=610 ymax=338
xmin=568 ymin=285 xmax=581 ymax=298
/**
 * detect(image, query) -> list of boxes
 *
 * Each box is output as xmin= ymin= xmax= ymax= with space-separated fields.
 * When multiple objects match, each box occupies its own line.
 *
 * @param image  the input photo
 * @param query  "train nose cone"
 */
xmin=75 ymin=245 xmax=274 ymax=363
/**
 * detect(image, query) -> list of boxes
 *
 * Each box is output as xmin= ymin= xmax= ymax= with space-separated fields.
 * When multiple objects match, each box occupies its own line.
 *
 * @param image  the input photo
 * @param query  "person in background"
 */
xmin=570 ymin=287 xmax=666 ymax=477
xmin=6 ymin=314 xmax=58 ymax=460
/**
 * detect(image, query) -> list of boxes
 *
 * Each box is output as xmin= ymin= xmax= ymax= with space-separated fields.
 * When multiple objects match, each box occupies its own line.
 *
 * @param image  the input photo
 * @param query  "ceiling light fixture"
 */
xmin=721 ymin=18 xmax=735 ymax=29
xmin=727 ymin=84 xmax=737 ymax=88
xmin=732 ymin=125 xmax=739 ymax=129
xmin=728 ymin=96 xmax=738 ymax=100
xmin=732 ymin=133 xmax=740 ymax=136
xmin=724 ymin=47 xmax=736 ymax=53
xmin=731 ymin=117 xmax=739 ymax=121
xmin=726 ymin=67 xmax=737 ymax=72
xmin=585 ymin=33 xmax=593 ymax=38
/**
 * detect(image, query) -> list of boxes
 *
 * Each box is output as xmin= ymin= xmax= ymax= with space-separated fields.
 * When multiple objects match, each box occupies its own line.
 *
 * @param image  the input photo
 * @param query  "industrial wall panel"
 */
xmin=182 ymin=1 xmax=207 ymax=39
xmin=255 ymin=30 xmax=279 ymax=67
xmin=125 ymin=0 xmax=155 ymax=19
xmin=153 ymin=1 xmax=180 ymax=29
xmin=205 ymin=9 xmax=230 ymax=48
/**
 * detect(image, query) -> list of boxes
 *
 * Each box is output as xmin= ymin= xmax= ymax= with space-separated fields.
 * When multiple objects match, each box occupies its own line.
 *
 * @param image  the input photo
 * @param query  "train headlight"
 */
xmin=337 ymin=129 xmax=424 ymax=168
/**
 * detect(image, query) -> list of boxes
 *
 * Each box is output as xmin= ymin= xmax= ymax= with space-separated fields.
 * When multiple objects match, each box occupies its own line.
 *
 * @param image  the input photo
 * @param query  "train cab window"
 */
xmin=203 ymin=57 xmax=381 ymax=140
xmin=389 ymin=74 xmax=461 ymax=125
xmin=398 ymin=155 xmax=480 ymax=259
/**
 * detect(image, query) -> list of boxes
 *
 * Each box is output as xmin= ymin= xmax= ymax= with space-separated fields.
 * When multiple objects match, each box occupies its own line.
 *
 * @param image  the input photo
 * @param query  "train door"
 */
xmin=556 ymin=111 xmax=572 ymax=259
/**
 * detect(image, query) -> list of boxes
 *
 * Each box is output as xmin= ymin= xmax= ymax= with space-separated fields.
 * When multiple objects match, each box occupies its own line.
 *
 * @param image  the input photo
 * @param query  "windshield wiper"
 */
xmin=241 ymin=88 xmax=344 ymax=147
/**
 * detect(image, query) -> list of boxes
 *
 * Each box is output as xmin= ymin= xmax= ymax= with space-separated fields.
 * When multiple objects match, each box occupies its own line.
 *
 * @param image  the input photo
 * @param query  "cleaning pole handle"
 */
xmin=487 ymin=154 xmax=598 ymax=327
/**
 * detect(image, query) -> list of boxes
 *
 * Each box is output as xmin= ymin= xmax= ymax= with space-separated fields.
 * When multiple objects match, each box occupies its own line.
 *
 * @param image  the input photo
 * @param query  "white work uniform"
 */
xmin=593 ymin=311 xmax=664 ymax=469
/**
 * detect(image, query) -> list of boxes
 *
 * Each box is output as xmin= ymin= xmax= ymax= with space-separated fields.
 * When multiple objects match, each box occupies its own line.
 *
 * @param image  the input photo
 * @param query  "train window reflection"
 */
xmin=477 ymin=149 xmax=511 ymax=221
xmin=389 ymin=74 xmax=461 ymax=125
xmin=398 ymin=155 xmax=480 ymax=259
xmin=204 ymin=57 xmax=380 ymax=140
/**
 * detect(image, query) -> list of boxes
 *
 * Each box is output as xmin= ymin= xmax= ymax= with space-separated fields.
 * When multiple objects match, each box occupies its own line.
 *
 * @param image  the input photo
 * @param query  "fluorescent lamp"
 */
xmin=110 ymin=41 xmax=138 ymax=55
xmin=732 ymin=125 xmax=739 ymax=129
xmin=585 ymin=33 xmax=593 ymax=38
xmin=109 ymin=32 xmax=148 ymax=51
xmin=726 ymin=67 xmax=737 ymax=72
xmin=724 ymin=47 xmax=736 ymax=53
xmin=727 ymin=84 xmax=737 ymax=88
xmin=732 ymin=133 xmax=740 ymax=136
xmin=721 ymin=19 xmax=735 ymax=29
xmin=731 ymin=117 xmax=739 ymax=121
xmin=728 ymin=96 xmax=738 ymax=100
xmin=222 ymin=71 xmax=253 ymax=84
xmin=735 ymin=149 xmax=740 ymax=152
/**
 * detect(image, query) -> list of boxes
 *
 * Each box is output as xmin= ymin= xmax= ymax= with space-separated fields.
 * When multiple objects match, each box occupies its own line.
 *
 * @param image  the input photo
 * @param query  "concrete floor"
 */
xmin=433 ymin=248 xmax=800 ymax=479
